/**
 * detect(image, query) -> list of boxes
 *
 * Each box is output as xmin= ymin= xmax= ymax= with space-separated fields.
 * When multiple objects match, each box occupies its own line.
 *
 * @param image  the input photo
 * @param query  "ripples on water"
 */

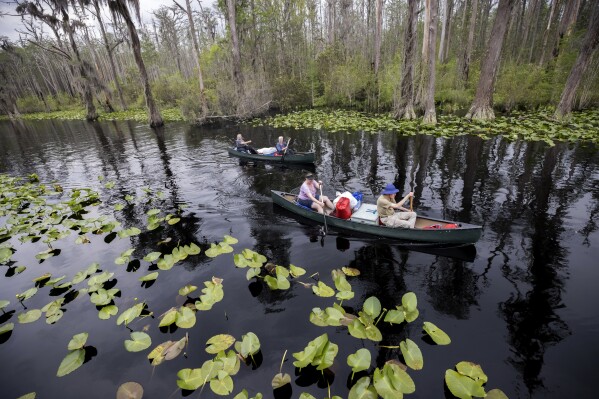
xmin=0 ymin=119 xmax=598 ymax=399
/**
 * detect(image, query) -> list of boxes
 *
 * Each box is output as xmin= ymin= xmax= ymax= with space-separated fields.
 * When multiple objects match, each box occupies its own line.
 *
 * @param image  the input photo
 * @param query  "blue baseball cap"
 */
xmin=381 ymin=183 xmax=399 ymax=195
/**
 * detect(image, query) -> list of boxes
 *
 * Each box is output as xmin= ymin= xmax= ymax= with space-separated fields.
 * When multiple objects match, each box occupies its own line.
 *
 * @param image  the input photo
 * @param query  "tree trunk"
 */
xmin=466 ymin=0 xmax=518 ymax=120
xmin=94 ymin=1 xmax=126 ymax=110
xmin=183 ymin=0 xmax=208 ymax=118
xmin=423 ymin=0 xmax=438 ymax=124
xmin=327 ymin=0 xmax=335 ymax=44
xmin=458 ymin=0 xmax=478 ymax=84
xmin=552 ymin=0 xmax=581 ymax=59
xmin=443 ymin=0 xmax=455 ymax=62
xmin=554 ymin=1 xmax=599 ymax=119
xmin=393 ymin=0 xmax=418 ymax=120
xmin=439 ymin=0 xmax=451 ymax=63
xmin=373 ymin=0 xmax=383 ymax=75
xmin=538 ymin=0 xmax=558 ymax=66
xmin=226 ymin=0 xmax=244 ymax=93
xmin=416 ymin=0 xmax=432 ymax=107
xmin=62 ymin=12 xmax=97 ymax=121
xmin=478 ymin=0 xmax=491 ymax=53
xmin=121 ymin=6 xmax=163 ymax=127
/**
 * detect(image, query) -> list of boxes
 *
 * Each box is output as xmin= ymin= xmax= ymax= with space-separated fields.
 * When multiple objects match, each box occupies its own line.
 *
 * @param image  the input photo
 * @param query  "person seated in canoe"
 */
xmin=275 ymin=136 xmax=294 ymax=155
xmin=297 ymin=173 xmax=334 ymax=214
xmin=235 ymin=134 xmax=258 ymax=154
xmin=377 ymin=183 xmax=417 ymax=228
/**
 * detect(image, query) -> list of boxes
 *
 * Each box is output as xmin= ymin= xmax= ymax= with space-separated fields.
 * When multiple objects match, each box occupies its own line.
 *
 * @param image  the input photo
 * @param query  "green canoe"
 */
xmin=271 ymin=190 xmax=483 ymax=245
xmin=228 ymin=148 xmax=315 ymax=164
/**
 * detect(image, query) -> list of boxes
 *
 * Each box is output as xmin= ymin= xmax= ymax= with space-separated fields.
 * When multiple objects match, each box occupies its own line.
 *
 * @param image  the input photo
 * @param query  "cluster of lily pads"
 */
xmin=1 ymin=173 xmax=509 ymax=399
xmin=252 ymin=108 xmax=599 ymax=146
xmin=0 ymin=108 xmax=185 ymax=123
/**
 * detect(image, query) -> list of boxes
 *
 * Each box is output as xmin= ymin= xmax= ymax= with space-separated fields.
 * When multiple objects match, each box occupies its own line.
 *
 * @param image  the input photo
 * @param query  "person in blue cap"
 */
xmin=376 ymin=183 xmax=417 ymax=228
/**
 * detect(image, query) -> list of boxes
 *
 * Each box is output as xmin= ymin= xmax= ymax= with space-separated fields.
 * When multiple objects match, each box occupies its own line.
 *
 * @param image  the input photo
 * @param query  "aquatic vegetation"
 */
xmin=0 ymin=173 xmax=510 ymax=398
xmin=0 ymin=108 xmax=184 ymax=123
xmin=254 ymin=108 xmax=599 ymax=146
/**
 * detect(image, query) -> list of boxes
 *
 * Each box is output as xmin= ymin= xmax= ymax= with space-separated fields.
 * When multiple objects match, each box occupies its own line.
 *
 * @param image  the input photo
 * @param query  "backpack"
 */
xmin=335 ymin=197 xmax=351 ymax=220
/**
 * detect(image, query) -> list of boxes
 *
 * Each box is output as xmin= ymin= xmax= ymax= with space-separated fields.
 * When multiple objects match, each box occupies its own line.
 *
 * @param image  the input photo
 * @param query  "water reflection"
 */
xmin=0 ymin=120 xmax=597 ymax=398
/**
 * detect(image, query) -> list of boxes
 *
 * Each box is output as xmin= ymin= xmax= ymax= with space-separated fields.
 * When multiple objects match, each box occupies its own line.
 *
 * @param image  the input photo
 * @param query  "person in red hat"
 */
xmin=376 ymin=183 xmax=417 ymax=228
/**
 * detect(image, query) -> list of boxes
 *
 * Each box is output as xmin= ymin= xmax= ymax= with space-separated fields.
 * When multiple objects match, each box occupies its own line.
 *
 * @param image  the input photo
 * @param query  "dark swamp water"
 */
xmin=0 ymin=119 xmax=598 ymax=399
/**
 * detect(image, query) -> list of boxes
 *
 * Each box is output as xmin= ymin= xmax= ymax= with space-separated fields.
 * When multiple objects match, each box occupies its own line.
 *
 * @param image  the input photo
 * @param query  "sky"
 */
xmin=0 ymin=0 xmax=208 ymax=42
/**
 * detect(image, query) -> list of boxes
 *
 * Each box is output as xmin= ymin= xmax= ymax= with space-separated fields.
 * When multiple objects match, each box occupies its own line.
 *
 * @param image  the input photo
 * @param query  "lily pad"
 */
xmin=347 ymin=348 xmax=371 ymax=374
xmin=312 ymin=281 xmax=335 ymax=297
xmin=271 ymin=373 xmax=291 ymax=389
xmin=238 ymin=332 xmax=260 ymax=358
xmin=18 ymin=309 xmax=42 ymax=324
xmin=456 ymin=361 xmax=488 ymax=384
xmin=116 ymin=382 xmax=143 ymax=399
xmin=445 ymin=369 xmax=486 ymax=399
xmin=206 ymin=334 xmax=236 ymax=354
xmin=178 ymin=284 xmax=198 ymax=296
xmin=423 ymin=321 xmax=451 ymax=345
xmin=0 ymin=322 xmax=15 ymax=335
xmin=56 ymin=348 xmax=85 ymax=377
xmin=139 ymin=272 xmax=159 ymax=282
xmin=175 ymin=306 xmax=196 ymax=328
xmin=400 ymin=338 xmax=423 ymax=370
xmin=348 ymin=376 xmax=377 ymax=399
xmin=124 ymin=331 xmax=152 ymax=352
xmin=342 ymin=267 xmax=361 ymax=276
xmin=67 ymin=332 xmax=89 ymax=350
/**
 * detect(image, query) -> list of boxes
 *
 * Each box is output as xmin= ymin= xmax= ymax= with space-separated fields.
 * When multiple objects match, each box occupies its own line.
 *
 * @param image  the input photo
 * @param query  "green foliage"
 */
xmin=272 ymin=75 xmax=312 ymax=111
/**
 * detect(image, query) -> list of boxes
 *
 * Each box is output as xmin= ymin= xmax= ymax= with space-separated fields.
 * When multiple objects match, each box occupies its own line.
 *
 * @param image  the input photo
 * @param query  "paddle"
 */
xmin=320 ymin=184 xmax=328 ymax=236
xmin=281 ymin=137 xmax=292 ymax=161
xmin=410 ymin=195 xmax=413 ymax=212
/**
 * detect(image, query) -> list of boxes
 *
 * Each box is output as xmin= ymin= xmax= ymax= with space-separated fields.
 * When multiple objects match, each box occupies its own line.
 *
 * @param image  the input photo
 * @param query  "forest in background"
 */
xmin=0 ymin=0 xmax=598 ymax=127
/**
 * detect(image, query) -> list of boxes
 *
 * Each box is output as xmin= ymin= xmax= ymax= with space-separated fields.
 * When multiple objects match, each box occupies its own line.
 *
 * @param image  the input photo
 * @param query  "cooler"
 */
xmin=350 ymin=204 xmax=379 ymax=225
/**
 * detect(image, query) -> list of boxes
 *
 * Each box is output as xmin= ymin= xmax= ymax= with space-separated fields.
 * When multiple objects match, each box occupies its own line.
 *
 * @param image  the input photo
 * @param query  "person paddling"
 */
xmin=376 ymin=183 xmax=417 ymax=228
xmin=235 ymin=133 xmax=258 ymax=154
xmin=297 ymin=173 xmax=334 ymax=214
xmin=275 ymin=136 xmax=294 ymax=155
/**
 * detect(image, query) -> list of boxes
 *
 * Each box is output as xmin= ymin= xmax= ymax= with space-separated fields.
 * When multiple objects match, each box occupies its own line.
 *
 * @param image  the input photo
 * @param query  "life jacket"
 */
xmin=335 ymin=197 xmax=351 ymax=220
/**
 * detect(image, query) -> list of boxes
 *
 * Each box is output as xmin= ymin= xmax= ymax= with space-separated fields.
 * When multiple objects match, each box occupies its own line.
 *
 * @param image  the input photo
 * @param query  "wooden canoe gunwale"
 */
xmin=271 ymin=190 xmax=482 ymax=245
xmin=227 ymin=147 xmax=315 ymax=164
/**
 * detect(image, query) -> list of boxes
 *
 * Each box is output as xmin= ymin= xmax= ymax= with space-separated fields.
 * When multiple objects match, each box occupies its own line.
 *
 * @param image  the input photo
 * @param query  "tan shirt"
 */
xmin=377 ymin=195 xmax=397 ymax=218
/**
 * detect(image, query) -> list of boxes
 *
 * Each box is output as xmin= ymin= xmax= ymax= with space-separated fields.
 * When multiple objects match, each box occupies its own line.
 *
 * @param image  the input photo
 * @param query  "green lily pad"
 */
xmin=143 ymin=252 xmax=161 ymax=262
xmin=348 ymin=376 xmax=377 ymax=399
xmin=210 ymin=370 xmax=234 ymax=395
xmin=363 ymin=296 xmax=382 ymax=318
xmin=117 ymin=302 xmax=145 ymax=326
xmin=289 ymin=264 xmax=306 ymax=277
xmin=18 ymin=309 xmax=42 ymax=324
xmin=0 ymin=322 xmax=15 ymax=335
xmin=98 ymin=305 xmax=118 ymax=320
xmin=124 ymin=331 xmax=152 ymax=352
xmin=223 ymin=235 xmax=238 ymax=244
xmin=179 ymin=284 xmax=198 ymax=296
xmin=139 ymin=272 xmax=159 ymax=282
xmin=0 ymin=300 xmax=9 ymax=310
xmin=56 ymin=348 xmax=85 ymax=377
xmin=175 ymin=306 xmax=196 ymax=328
xmin=177 ymin=368 xmax=205 ymax=390
xmin=16 ymin=393 xmax=36 ymax=399
xmin=271 ymin=373 xmax=291 ymax=389
xmin=206 ymin=334 xmax=236 ymax=354
xmin=347 ymin=348 xmax=371 ymax=374
xmin=400 ymin=338 xmax=423 ymax=370
xmin=67 ymin=332 xmax=89 ymax=350
xmin=456 ymin=361 xmax=488 ymax=384
xmin=423 ymin=321 xmax=451 ymax=345
xmin=342 ymin=266 xmax=361 ymax=276
xmin=312 ymin=281 xmax=335 ymax=297
xmin=238 ymin=332 xmax=260 ymax=358
xmin=16 ymin=287 xmax=38 ymax=301
xmin=445 ymin=369 xmax=486 ymax=399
